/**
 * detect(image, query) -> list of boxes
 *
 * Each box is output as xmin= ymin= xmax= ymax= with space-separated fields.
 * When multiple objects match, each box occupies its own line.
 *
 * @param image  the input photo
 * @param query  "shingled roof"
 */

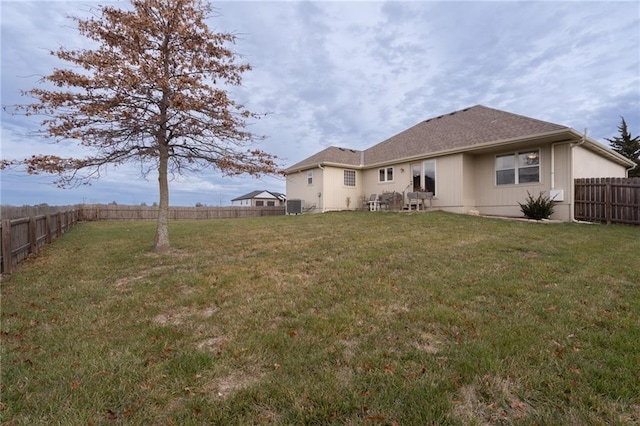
xmin=285 ymin=146 xmax=363 ymax=172
xmin=285 ymin=105 xmax=570 ymax=173
xmin=231 ymin=190 xmax=284 ymax=201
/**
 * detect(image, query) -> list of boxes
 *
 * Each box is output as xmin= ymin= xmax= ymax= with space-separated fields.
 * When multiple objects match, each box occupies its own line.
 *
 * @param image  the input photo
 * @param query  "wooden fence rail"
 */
xmin=574 ymin=177 xmax=640 ymax=225
xmin=78 ymin=204 xmax=285 ymax=220
xmin=1 ymin=209 xmax=79 ymax=274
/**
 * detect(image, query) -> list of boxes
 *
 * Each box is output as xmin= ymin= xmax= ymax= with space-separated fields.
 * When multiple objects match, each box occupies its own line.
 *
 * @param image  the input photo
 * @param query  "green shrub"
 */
xmin=519 ymin=191 xmax=555 ymax=220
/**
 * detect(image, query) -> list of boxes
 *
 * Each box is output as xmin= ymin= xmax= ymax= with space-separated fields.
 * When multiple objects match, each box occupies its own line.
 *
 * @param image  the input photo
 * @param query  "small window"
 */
xmin=307 ymin=170 xmax=313 ymax=185
xmin=378 ymin=167 xmax=394 ymax=182
xmin=255 ymin=200 xmax=264 ymax=207
xmin=267 ymin=201 xmax=275 ymax=207
xmin=344 ymin=169 xmax=356 ymax=187
xmin=496 ymin=150 xmax=540 ymax=185
xmin=518 ymin=150 xmax=540 ymax=183
xmin=496 ymin=154 xmax=515 ymax=185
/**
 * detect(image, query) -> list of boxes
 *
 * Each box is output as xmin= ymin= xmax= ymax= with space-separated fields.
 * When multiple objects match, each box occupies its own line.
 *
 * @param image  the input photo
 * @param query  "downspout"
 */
xmin=569 ymin=129 xmax=587 ymax=221
xmin=625 ymin=165 xmax=634 ymax=178
xmin=317 ymin=164 xmax=324 ymax=212
xmin=550 ymin=143 xmax=557 ymax=190
xmin=360 ymin=152 xmax=366 ymax=209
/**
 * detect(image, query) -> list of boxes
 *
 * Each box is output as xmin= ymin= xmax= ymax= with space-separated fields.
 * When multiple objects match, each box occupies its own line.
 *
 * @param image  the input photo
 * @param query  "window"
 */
xmin=496 ymin=154 xmax=515 ymax=185
xmin=496 ymin=150 xmax=540 ymax=185
xmin=344 ymin=169 xmax=356 ymax=187
xmin=378 ymin=167 xmax=394 ymax=182
xmin=255 ymin=200 xmax=264 ymax=207
xmin=423 ymin=160 xmax=436 ymax=194
xmin=412 ymin=161 xmax=437 ymax=195
xmin=267 ymin=201 xmax=275 ymax=207
xmin=307 ymin=170 xmax=313 ymax=185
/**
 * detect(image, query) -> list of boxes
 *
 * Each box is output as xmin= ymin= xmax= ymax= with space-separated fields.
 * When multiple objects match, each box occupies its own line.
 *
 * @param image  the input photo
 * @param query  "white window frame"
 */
xmin=378 ymin=167 xmax=394 ymax=182
xmin=495 ymin=149 xmax=540 ymax=185
xmin=307 ymin=170 xmax=313 ymax=185
xmin=343 ymin=169 xmax=356 ymax=187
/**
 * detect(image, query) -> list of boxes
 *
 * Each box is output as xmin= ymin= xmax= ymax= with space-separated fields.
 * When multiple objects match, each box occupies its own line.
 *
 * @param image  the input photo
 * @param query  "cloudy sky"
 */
xmin=1 ymin=0 xmax=639 ymax=207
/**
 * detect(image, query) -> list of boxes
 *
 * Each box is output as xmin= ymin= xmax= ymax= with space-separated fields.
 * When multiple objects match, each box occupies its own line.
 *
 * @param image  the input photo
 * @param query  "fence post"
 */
xmin=2 ymin=219 xmax=12 ymax=274
xmin=29 ymin=216 xmax=37 ymax=255
xmin=605 ymin=181 xmax=611 ymax=225
xmin=57 ymin=212 xmax=63 ymax=238
xmin=46 ymin=214 xmax=52 ymax=244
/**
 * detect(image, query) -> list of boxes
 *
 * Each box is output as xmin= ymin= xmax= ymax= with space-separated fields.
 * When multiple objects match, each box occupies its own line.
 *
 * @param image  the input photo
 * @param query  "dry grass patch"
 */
xmin=2 ymin=212 xmax=639 ymax=424
xmin=453 ymin=374 xmax=533 ymax=425
xmin=413 ymin=332 xmax=443 ymax=354
xmin=152 ymin=305 xmax=217 ymax=326
xmin=203 ymin=369 xmax=267 ymax=399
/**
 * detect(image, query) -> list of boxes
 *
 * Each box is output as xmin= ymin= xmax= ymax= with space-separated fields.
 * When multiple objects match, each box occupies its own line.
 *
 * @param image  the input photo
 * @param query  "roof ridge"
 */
xmin=474 ymin=105 xmax=569 ymax=128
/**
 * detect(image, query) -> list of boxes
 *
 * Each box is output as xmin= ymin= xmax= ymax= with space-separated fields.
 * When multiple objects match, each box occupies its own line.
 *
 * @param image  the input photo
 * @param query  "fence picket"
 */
xmin=574 ymin=177 xmax=640 ymax=225
xmin=0 ymin=209 xmax=80 ymax=274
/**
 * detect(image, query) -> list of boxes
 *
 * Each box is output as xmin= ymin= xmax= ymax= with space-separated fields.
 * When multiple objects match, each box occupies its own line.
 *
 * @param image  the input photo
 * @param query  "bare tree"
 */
xmin=2 ymin=0 xmax=279 ymax=251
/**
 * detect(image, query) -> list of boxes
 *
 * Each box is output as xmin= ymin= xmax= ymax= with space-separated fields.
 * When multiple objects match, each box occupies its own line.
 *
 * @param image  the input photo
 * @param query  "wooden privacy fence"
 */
xmin=78 ymin=204 xmax=285 ymax=220
xmin=574 ymin=177 xmax=640 ymax=225
xmin=1 ymin=209 xmax=79 ymax=274
xmin=0 ymin=204 xmax=284 ymax=274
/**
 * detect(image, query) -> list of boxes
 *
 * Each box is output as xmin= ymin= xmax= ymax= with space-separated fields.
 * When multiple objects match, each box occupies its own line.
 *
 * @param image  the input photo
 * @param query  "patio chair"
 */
xmin=378 ymin=193 xmax=390 ymax=210
xmin=407 ymin=192 xmax=420 ymax=211
xmin=366 ymin=194 xmax=379 ymax=211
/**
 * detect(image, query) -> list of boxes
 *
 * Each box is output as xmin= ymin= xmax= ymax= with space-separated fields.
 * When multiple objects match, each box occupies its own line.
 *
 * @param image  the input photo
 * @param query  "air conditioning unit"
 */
xmin=287 ymin=199 xmax=303 ymax=215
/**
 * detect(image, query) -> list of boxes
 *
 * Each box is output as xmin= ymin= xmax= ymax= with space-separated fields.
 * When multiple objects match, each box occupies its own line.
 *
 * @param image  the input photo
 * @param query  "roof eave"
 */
xmin=284 ymin=161 xmax=363 ymax=175
xmin=566 ymin=129 xmax=637 ymax=167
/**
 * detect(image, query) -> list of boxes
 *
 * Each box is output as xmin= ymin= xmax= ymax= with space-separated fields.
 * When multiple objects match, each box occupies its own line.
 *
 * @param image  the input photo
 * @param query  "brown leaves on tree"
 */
xmin=9 ymin=0 xmax=278 ymax=181
xmin=5 ymin=0 xmax=281 ymax=250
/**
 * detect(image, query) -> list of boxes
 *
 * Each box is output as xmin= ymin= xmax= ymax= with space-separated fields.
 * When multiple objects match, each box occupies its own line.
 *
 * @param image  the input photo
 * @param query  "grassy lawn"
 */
xmin=1 ymin=211 xmax=639 ymax=425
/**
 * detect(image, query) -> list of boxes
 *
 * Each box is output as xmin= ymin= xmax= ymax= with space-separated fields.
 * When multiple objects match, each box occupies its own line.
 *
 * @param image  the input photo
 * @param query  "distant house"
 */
xmin=231 ymin=190 xmax=286 ymax=207
xmin=284 ymin=105 xmax=635 ymax=221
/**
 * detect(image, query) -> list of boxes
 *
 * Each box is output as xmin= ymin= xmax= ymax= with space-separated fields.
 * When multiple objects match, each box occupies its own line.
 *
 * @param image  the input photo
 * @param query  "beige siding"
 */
xmin=550 ymin=143 xmax=572 ymax=221
xmin=461 ymin=153 xmax=476 ymax=211
xmin=321 ymin=167 xmax=362 ymax=211
xmin=285 ymin=167 xmax=323 ymax=213
xmin=573 ymin=145 xmax=629 ymax=178
xmin=472 ymin=145 xmax=550 ymax=218
xmin=432 ymin=154 xmax=464 ymax=211
xmin=362 ymin=164 xmax=413 ymax=203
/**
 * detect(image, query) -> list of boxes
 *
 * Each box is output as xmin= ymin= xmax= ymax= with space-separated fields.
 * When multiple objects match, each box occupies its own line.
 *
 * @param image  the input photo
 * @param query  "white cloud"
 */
xmin=1 ymin=0 xmax=638 ymax=206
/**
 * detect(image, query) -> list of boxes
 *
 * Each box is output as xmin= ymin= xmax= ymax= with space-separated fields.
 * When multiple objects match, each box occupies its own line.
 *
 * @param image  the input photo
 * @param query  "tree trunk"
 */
xmin=154 ymin=142 xmax=170 ymax=251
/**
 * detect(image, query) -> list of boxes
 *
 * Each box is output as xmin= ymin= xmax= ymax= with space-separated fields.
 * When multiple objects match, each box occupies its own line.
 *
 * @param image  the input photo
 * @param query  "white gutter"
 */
xmin=364 ymin=128 xmax=576 ymax=169
xmin=571 ymin=128 xmax=587 ymax=148
xmin=567 ymin=128 xmax=635 ymax=167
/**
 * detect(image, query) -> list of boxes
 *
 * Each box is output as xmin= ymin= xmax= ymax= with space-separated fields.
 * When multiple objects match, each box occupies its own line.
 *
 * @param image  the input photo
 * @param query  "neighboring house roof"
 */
xmin=231 ymin=190 xmax=285 ymax=201
xmin=286 ymin=105 xmax=629 ymax=173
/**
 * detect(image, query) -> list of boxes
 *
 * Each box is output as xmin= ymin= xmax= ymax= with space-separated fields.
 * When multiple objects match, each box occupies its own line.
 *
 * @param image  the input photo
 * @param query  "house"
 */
xmin=231 ymin=190 xmax=286 ymax=207
xmin=284 ymin=105 xmax=635 ymax=221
